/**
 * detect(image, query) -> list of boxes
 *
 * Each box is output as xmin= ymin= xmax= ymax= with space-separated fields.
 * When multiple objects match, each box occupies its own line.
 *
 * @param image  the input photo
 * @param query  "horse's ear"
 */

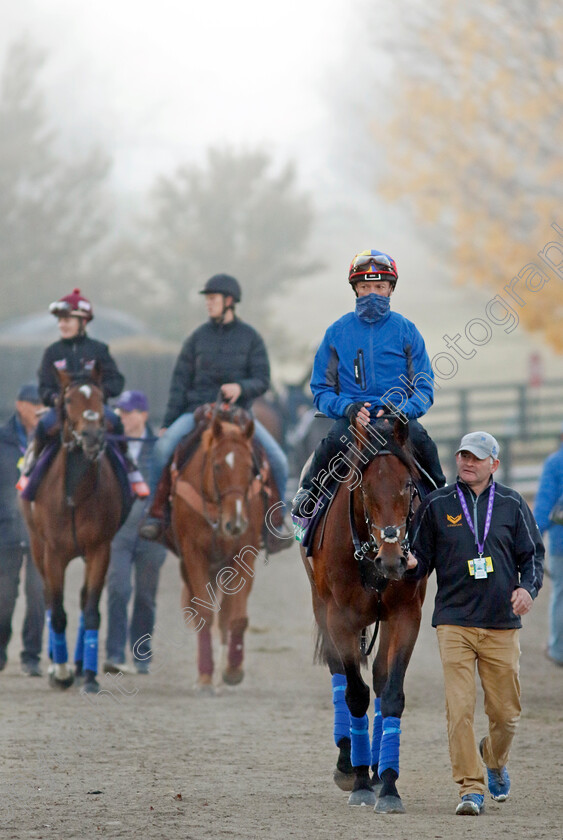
xmin=212 ymin=414 xmax=223 ymax=439
xmin=352 ymin=416 xmax=364 ymax=450
xmin=90 ymin=363 xmax=102 ymax=385
xmin=57 ymin=369 xmax=71 ymax=391
xmin=393 ymin=417 xmax=409 ymax=448
xmin=243 ymin=418 xmax=255 ymax=439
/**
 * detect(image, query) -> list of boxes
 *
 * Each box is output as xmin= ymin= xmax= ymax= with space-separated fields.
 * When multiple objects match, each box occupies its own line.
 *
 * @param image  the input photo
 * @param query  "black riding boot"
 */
xmin=408 ymin=420 xmax=446 ymax=490
xmin=292 ymin=418 xmax=351 ymax=518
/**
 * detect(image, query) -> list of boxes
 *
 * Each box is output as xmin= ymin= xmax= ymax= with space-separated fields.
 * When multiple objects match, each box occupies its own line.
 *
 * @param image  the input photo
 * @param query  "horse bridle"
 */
xmin=61 ymin=386 xmax=105 ymax=459
xmin=351 ymin=473 xmax=418 ymax=564
xmin=201 ymin=437 xmax=259 ymax=529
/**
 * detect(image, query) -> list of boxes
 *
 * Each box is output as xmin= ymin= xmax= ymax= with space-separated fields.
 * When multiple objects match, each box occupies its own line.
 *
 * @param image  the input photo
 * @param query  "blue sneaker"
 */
xmin=456 ymin=794 xmax=485 ymax=815
xmin=479 ymin=737 xmax=511 ymax=801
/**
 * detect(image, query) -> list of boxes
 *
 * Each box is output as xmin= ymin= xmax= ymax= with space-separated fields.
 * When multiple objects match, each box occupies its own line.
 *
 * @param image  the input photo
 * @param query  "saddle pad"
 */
xmin=19 ymin=442 xmax=59 ymax=501
xmin=292 ymin=474 xmax=339 ymax=555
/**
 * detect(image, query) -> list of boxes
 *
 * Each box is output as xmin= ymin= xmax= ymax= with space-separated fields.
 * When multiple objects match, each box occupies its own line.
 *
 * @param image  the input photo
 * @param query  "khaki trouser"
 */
xmin=436 ymin=625 xmax=521 ymax=797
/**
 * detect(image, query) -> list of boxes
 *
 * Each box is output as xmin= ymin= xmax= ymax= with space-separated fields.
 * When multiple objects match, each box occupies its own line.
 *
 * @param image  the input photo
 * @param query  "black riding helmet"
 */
xmin=199 ymin=274 xmax=242 ymax=303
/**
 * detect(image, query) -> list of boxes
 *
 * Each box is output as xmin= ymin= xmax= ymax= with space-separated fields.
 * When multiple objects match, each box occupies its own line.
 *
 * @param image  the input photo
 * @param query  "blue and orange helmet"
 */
xmin=348 ymin=250 xmax=398 ymax=289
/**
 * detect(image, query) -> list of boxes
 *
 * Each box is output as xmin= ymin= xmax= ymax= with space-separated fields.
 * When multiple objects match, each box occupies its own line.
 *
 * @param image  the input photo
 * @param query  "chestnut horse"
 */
xmin=21 ymin=371 xmax=125 ymax=693
xmin=301 ymin=416 xmax=426 ymax=813
xmin=169 ymin=405 xmax=267 ymax=690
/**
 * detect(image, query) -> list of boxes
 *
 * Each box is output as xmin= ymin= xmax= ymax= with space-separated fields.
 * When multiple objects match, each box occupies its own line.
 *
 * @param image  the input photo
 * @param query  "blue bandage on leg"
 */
xmin=350 ymin=714 xmax=371 ymax=768
xmin=83 ymin=629 xmax=98 ymax=674
xmin=332 ymin=673 xmax=350 ymax=746
xmin=73 ymin=613 xmax=85 ymax=665
xmin=52 ymin=631 xmax=68 ymax=664
xmin=371 ymin=697 xmax=383 ymax=767
xmin=378 ymin=716 xmax=401 ymax=776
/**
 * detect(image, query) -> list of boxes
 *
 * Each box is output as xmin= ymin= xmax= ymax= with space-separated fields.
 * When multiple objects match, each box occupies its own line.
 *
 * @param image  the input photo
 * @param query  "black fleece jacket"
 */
xmin=163 ymin=318 xmax=270 ymax=428
xmin=409 ymin=478 xmax=544 ymax=629
xmin=38 ymin=334 xmax=125 ymax=407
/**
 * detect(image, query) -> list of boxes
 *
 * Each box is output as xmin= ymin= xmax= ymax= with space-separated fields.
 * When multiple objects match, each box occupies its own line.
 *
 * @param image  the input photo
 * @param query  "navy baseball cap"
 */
xmin=17 ymin=383 xmax=41 ymax=404
xmin=114 ymin=390 xmax=149 ymax=412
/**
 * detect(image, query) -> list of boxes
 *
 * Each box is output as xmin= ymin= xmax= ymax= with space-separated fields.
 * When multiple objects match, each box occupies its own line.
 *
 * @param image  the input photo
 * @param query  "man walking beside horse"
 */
xmin=409 ymin=432 xmax=544 ymax=816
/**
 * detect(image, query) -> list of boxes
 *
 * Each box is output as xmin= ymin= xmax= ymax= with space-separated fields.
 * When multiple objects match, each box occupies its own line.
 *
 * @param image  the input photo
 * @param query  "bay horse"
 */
xmin=301 ymin=415 xmax=426 ymax=813
xmin=168 ymin=404 xmax=267 ymax=690
xmin=21 ymin=370 xmax=125 ymax=693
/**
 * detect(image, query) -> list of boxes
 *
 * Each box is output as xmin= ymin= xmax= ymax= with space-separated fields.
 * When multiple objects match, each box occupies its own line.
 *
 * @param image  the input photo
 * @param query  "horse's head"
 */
xmin=353 ymin=416 xmax=418 ymax=581
xmin=57 ymin=369 xmax=106 ymax=460
xmin=202 ymin=410 xmax=256 ymax=538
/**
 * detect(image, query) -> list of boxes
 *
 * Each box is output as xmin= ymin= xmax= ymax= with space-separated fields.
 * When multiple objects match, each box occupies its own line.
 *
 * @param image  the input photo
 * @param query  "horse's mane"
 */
xmin=358 ymin=418 xmax=418 ymax=477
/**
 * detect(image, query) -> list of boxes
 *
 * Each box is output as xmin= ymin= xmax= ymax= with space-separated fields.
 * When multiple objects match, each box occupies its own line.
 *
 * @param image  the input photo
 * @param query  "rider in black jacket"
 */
xmin=21 ymin=290 xmax=147 ymax=495
xmin=140 ymin=273 xmax=288 ymax=540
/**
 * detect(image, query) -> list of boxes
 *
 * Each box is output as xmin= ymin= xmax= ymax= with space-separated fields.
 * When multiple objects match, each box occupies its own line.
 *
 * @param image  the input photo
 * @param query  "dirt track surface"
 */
xmin=2 ymin=542 xmax=562 ymax=840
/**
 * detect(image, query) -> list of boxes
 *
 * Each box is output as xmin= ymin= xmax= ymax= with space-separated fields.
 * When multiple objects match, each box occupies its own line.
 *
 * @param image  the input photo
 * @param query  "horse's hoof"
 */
xmin=348 ymin=788 xmax=377 ymax=807
xmin=333 ymin=768 xmax=356 ymax=791
xmin=375 ymin=794 xmax=405 ymax=814
xmin=194 ymin=677 xmax=216 ymax=695
xmin=222 ymin=667 xmax=244 ymax=686
xmin=48 ymin=671 xmax=74 ymax=690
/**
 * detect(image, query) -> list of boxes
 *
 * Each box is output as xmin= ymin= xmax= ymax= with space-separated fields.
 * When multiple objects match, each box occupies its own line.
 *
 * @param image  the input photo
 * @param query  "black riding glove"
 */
xmin=345 ymin=402 xmax=368 ymax=423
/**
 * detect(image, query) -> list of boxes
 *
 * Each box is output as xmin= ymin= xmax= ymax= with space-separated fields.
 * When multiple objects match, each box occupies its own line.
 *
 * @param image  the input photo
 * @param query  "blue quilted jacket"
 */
xmin=310 ymin=309 xmax=435 ymax=420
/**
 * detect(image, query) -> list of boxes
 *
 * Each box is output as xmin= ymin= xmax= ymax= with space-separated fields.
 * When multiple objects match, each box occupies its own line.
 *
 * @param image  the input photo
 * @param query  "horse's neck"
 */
xmin=64 ymin=447 xmax=99 ymax=503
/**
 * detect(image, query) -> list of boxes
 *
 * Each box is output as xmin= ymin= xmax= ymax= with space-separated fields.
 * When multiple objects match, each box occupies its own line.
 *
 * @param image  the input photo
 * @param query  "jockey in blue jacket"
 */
xmin=292 ymin=249 xmax=445 ymax=518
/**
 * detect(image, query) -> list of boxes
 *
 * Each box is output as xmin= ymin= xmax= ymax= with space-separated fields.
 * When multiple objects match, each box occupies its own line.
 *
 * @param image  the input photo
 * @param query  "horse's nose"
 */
xmin=223 ymin=517 xmax=247 ymax=537
xmin=375 ymin=545 xmax=406 ymax=581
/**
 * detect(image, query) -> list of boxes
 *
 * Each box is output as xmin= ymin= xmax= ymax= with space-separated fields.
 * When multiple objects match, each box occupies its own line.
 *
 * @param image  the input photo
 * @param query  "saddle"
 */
xmin=20 ymin=437 xmax=134 ymax=528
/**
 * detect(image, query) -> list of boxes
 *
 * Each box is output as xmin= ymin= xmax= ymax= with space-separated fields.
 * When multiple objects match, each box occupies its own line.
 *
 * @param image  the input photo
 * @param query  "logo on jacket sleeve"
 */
xmin=446 ymin=513 xmax=462 ymax=526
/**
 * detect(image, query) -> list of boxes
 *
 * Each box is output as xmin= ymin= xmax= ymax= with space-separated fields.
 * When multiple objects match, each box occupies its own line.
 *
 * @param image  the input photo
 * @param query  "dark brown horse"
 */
xmin=21 ymin=371 xmax=125 ymax=692
xmin=301 ymin=415 xmax=426 ymax=813
xmin=169 ymin=405 xmax=268 ymax=690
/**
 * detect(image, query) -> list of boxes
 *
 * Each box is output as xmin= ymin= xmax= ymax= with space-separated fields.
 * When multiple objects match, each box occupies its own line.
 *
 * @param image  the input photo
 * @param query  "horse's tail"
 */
xmin=313 ymin=622 xmax=331 ymax=666
xmin=313 ymin=621 xmax=369 ymax=668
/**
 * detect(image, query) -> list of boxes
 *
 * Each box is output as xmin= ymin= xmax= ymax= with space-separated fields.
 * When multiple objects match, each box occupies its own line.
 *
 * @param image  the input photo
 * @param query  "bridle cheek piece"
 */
xmin=354 ymin=480 xmax=417 ymax=563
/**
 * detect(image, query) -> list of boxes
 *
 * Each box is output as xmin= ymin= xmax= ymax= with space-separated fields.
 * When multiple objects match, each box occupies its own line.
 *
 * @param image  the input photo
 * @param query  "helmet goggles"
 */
xmin=352 ymin=253 xmax=394 ymax=273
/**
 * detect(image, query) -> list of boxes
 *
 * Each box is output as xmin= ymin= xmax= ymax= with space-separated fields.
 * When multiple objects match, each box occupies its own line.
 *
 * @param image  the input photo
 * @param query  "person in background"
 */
xmin=0 ymin=384 xmax=45 ymax=676
xmin=533 ymin=422 xmax=563 ymax=667
xmin=103 ymin=391 xmax=166 ymax=675
xmin=409 ymin=432 xmax=544 ymax=816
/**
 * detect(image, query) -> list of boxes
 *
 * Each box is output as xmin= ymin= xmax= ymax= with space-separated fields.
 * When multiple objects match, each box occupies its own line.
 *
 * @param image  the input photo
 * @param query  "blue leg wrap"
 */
xmin=350 ymin=714 xmax=371 ymax=768
xmin=46 ymin=609 xmax=53 ymax=660
xmin=378 ymin=716 xmax=401 ymax=776
xmin=73 ymin=613 xmax=85 ymax=664
xmin=52 ymin=631 xmax=68 ymax=665
xmin=371 ymin=697 xmax=383 ymax=767
xmin=332 ymin=674 xmax=350 ymax=746
xmin=83 ymin=629 xmax=98 ymax=674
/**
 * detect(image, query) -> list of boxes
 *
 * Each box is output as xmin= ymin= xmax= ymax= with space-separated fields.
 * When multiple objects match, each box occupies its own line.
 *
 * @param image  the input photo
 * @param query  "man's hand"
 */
xmin=158 ymin=427 xmax=167 ymax=437
xmin=221 ymin=383 xmax=242 ymax=403
xmin=406 ymin=551 xmax=418 ymax=570
xmin=511 ymin=587 xmax=533 ymax=616
xmin=345 ymin=402 xmax=371 ymax=428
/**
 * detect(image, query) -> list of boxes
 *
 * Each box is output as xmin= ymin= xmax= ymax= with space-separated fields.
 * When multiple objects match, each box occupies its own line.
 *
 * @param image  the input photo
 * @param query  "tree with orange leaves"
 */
xmin=379 ymin=1 xmax=563 ymax=349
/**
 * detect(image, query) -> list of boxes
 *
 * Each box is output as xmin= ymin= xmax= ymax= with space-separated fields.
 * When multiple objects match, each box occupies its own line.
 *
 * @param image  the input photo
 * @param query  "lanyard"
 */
xmin=456 ymin=482 xmax=495 ymax=557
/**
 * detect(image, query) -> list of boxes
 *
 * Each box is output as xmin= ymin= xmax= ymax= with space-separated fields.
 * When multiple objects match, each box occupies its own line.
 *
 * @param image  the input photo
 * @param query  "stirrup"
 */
xmin=139 ymin=518 xmax=164 ymax=541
